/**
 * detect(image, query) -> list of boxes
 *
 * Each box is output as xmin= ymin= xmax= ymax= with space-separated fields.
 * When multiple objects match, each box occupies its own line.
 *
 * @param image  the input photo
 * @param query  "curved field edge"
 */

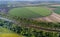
xmin=0 ymin=27 xmax=24 ymax=37
xmin=0 ymin=26 xmax=12 ymax=33
xmin=8 ymin=7 xmax=52 ymax=18
xmin=0 ymin=33 xmax=24 ymax=37
xmin=26 ymin=7 xmax=52 ymax=16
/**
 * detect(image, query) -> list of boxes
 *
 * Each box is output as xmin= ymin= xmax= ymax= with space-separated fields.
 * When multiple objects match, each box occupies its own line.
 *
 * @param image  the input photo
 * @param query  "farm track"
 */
xmin=28 ymin=25 xmax=60 ymax=32
xmin=42 ymin=17 xmax=54 ymax=22
xmin=49 ymin=8 xmax=56 ymax=10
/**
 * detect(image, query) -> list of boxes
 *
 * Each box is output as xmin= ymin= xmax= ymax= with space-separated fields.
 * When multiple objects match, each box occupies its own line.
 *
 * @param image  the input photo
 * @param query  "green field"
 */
xmin=9 ymin=7 xmax=52 ymax=18
xmin=0 ymin=26 xmax=24 ymax=37
xmin=0 ymin=26 xmax=12 ymax=33
xmin=54 ymin=8 xmax=60 ymax=14
xmin=0 ymin=33 xmax=23 ymax=37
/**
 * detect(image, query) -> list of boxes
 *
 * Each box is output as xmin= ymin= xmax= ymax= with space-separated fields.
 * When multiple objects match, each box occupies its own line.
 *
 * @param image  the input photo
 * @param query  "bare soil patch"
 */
xmin=34 ymin=12 xmax=60 ymax=22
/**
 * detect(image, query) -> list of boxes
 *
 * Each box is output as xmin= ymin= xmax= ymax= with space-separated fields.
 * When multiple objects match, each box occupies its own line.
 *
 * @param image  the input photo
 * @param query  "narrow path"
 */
xmin=0 ymin=17 xmax=12 ymax=22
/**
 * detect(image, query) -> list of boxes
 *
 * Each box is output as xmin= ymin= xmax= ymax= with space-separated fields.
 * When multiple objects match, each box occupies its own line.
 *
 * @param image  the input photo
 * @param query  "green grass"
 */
xmin=48 ymin=5 xmax=60 ymax=8
xmin=9 ymin=7 xmax=52 ymax=18
xmin=0 ymin=33 xmax=24 ymax=37
xmin=0 ymin=26 xmax=24 ymax=37
xmin=0 ymin=26 xmax=12 ymax=33
xmin=54 ymin=8 xmax=60 ymax=14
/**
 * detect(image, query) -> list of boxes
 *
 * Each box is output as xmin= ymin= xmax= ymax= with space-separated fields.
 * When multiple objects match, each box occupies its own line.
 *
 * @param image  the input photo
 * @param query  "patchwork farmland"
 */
xmin=1 ymin=1 xmax=60 ymax=37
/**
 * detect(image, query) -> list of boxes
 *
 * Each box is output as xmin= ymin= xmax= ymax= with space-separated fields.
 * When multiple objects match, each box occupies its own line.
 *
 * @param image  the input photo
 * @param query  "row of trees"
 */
xmin=0 ymin=19 xmax=60 ymax=37
xmin=11 ymin=16 xmax=60 ymax=29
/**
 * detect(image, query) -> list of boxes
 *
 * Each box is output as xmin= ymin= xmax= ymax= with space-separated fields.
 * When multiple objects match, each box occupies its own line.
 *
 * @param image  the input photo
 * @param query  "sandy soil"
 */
xmin=49 ymin=8 xmax=56 ymax=10
xmin=34 ymin=12 xmax=60 ymax=22
xmin=33 ymin=7 xmax=60 ymax=22
xmin=51 ymin=5 xmax=60 ymax=6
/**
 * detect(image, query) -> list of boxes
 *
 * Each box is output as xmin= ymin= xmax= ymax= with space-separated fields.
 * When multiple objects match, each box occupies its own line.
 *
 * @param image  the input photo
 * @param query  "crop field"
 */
xmin=0 ymin=27 xmax=24 ymax=37
xmin=0 ymin=33 xmax=23 ymax=37
xmin=8 ymin=6 xmax=60 ymax=22
xmin=0 ymin=27 xmax=12 ymax=33
xmin=9 ymin=7 xmax=52 ymax=18
xmin=34 ymin=6 xmax=60 ymax=22
xmin=48 ymin=5 xmax=60 ymax=10
xmin=54 ymin=8 xmax=60 ymax=14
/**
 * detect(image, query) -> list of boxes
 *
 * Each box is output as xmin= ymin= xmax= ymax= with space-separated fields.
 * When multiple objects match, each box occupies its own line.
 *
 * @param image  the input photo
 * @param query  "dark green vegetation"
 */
xmin=49 ymin=6 xmax=60 ymax=8
xmin=0 ymin=19 xmax=60 ymax=37
xmin=17 ymin=18 xmax=60 ymax=29
xmin=0 ymin=20 xmax=59 ymax=37
xmin=54 ymin=8 xmax=60 ymax=14
xmin=0 ymin=26 xmax=12 ymax=33
xmin=9 ymin=7 xmax=51 ymax=18
xmin=2 ymin=13 xmax=60 ymax=30
xmin=0 ymin=20 xmax=24 ymax=37
xmin=6 ymin=14 xmax=60 ymax=29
